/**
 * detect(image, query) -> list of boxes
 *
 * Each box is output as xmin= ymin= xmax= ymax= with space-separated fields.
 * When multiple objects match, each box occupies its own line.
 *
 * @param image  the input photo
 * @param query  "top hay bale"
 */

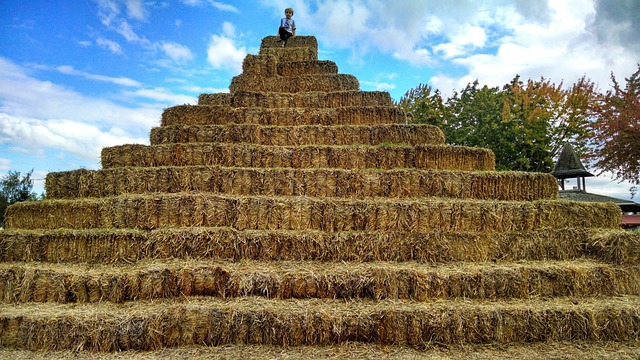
xmin=261 ymin=36 xmax=318 ymax=50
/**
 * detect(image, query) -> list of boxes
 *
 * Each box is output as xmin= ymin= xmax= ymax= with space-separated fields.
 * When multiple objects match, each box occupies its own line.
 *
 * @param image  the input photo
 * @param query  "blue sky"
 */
xmin=1 ymin=0 xmax=638 ymax=201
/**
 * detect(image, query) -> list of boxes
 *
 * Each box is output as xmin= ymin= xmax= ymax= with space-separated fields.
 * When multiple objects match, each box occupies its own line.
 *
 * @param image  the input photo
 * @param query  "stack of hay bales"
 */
xmin=1 ymin=36 xmax=639 ymax=358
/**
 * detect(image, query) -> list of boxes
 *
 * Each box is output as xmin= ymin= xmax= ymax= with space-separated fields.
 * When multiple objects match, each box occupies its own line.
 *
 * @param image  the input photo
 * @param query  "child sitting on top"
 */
xmin=277 ymin=8 xmax=296 ymax=47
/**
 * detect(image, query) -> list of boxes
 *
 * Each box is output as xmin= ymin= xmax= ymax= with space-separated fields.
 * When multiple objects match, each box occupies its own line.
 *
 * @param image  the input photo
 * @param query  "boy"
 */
xmin=277 ymin=8 xmax=296 ymax=47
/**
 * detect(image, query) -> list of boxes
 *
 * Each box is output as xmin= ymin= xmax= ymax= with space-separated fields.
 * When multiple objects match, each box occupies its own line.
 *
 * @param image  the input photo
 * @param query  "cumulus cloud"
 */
xmin=590 ymin=0 xmax=640 ymax=53
xmin=160 ymin=42 xmax=195 ymax=63
xmin=0 ymin=114 xmax=147 ymax=162
xmin=206 ymin=23 xmax=246 ymax=73
xmin=0 ymin=57 xmax=160 ymax=162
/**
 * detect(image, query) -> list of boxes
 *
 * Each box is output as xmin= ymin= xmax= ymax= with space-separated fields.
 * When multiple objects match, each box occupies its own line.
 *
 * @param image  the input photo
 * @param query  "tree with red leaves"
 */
xmin=589 ymin=65 xmax=640 ymax=185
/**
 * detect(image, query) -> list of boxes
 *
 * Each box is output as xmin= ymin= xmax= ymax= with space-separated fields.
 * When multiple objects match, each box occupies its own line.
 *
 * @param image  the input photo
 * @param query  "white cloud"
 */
xmin=0 ymin=114 xmax=146 ymax=162
xmin=160 ymin=42 xmax=195 ymax=63
xmin=206 ymin=30 xmax=246 ymax=73
xmin=180 ymin=0 xmax=238 ymax=12
xmin=0 ymin=57 xmax=158 ymax=136
xmin=125 ymin=0 xmax=146 ymax=20
xmin=222 ymin=22 xmax=236 ymax=37
xmin=209 ymin=1 xmax=239 ymax=13
xmin=0 ymin=158 xmax=10 ymax=171
xmin=121 ymin=87 xmax=197 ymax=104
xmin=96 ymin=37 xmax=124 ymax=54
xmin=56 ymin=65 xmax=141 ymax=87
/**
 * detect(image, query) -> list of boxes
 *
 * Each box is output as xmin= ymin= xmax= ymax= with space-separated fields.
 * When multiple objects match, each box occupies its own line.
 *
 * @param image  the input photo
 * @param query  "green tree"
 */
xmin=589 ymin=65 xmax=640 ymax=185
xmin=398 ymin=75 xmax=596 ymax=172
xmin=0 ymin=170 xmax=37 ymax=227
xmin=397 ymin=84 xmax=447 ymax=127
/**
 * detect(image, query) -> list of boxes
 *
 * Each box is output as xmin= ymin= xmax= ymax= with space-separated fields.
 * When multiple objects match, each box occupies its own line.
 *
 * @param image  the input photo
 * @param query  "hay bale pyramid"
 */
xmin=1 ymin=36 xmax=639 ymax=358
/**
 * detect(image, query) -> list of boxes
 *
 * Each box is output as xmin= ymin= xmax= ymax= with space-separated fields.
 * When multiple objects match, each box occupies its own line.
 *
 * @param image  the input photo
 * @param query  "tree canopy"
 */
xmin=398 ymin=74 xmax=599 ymax=173
xmin=589 ymin=66 xmax=640 ymax=185
xmin=0 ymin=170 xmax=37 ymax=227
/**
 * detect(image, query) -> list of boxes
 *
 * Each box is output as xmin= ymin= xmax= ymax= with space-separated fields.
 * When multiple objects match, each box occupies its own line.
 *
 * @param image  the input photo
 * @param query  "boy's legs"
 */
xmin=278 ymin=27 xmax=293 ymax=46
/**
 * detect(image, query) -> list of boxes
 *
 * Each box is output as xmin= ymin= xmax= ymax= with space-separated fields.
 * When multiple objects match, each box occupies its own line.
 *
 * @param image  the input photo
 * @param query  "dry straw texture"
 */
xmin=242 ymin=54 xmax=338 ymax=77
xmin=230 ymin=74 xmax=359 ymax=93
xmin=196 ymin=93 xmax=231 ymax=106
xmin=260 ymin=36 xmax=318 ymax=49
xmin=149 ymin=124 xmax=444 ymax=146
xmin=1 ymin=259 xmax=638 ymax=304
xmin=3 ymin=342 xmax=640 ymax=360
xmin=100 ymin=143 xmax=495 ymax=170
xmin=161 ymin=106 xmax=404 ymax=126
xmin=1 ymin=33 xmax=635 ymax=357
xmin=1 ymin=228 xmax=638 ymax=265
xmin=45 ymin=167 xmax=556 ymax=201
xmin=5 ymin=194 xmax=621 ymax=231
xmin=1 ymin=296 xmax=639 ymax=351
xmin=219 ymin=90 xmax=394 ymax=108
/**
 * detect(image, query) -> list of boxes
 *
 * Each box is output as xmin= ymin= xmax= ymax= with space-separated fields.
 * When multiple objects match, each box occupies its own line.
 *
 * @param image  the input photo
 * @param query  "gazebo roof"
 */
xmin=551 ymin=143 xmax=594 ymax=179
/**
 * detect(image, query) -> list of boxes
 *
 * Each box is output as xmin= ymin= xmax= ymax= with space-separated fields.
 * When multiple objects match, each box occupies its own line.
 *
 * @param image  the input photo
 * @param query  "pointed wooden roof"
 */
xmin=551 ymin=143 xmax=594 ymax=179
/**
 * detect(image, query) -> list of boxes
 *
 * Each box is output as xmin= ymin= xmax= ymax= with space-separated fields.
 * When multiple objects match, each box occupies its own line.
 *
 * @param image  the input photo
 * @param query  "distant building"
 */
xmin=551 ymin=143 xmax=640 ymax=230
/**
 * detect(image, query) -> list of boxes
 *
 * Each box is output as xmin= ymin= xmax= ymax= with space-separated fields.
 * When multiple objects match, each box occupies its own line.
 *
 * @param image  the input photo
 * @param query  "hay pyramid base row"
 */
xmin=1 ymin=35 xmax=638 ymax=357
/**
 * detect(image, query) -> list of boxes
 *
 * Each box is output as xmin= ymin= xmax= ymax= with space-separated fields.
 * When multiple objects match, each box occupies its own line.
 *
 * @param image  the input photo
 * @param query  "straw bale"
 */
xmin=4 ymin=259 xmax=637 ymax=304
xmin=196 ymin=93 xmax=231 ymax=106
xmin=149 ymin=124 xmax=444 ymax=146
xmin=1 ymin=227 xmax=637 ymax=264
xmin=161 ymin=105 xmax=404 ymax=126
xmin=258 ymin=46 xmax=318 ymax=63
xmin=241 ymin=54 xmax=278 ymax=77
xmin=3 ymin=193 xmax=621 ymax=231
xmin=229 ymin=74 xmax=359 ymax=94
xmin=2 ymin=296 xmax=639 ymax=351
xmin=585 ymin=229 xmax=640 ymax=264
xmin=99 ymin=143 xmax=495 ymax=171
xmin=230 ymin=90 xmax=394 ymax=108
xmin=260 ymin=36 xmax=318 ymax=50
xmin=277 ymin=61 xmax=339 ymax=77
xmin=3 ymin=342 xmax=640 ymax=360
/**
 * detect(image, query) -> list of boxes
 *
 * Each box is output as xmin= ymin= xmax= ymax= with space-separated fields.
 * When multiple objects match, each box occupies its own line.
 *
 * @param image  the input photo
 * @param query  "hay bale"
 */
xmin=4 ymin=194 xmax=621 ymax=231
xmin=99 ymin=143 xmax=495 ymax=171
xmin=2 ymin=227 xmax=636 ymax=264
xmin=231 ymin=90 xmax=394 ymax=108
xmin=197 ymin=93 xmax=231 ymax=106
xmin=2 ymin=296 xmax=639 ymax=351
xmin=260 ymin=36 xmax=318 ymax=50
xmin=160 ymin=105 xmax=404 ymax=126
xmin=277 ymin=61 xmax=339 ymax=77
xmin=149 ymin=124 xmax=444 ymax=146
xmin=6 ymin=259 xmax=636 ymax=304
xmin=229 ymin=74 xmax=359 ymax=94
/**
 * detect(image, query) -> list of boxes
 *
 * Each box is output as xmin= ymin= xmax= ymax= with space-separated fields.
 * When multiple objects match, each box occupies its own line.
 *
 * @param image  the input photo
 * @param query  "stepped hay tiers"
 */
xmin=149 ymin=124 xmax=444 ymax=146
xmin=100 ymin=143 xmax=495 ymax=171
xmin=1 ymin=260 xmax=638 ymax=304
xmin=230 ymin=74 xmax=359 ymax=93
xmin=1 ymin=296 xmax=639 ymax=351
xmin=2 ymin=228 xmax=638 ymax=265
xmin=45 ymin=167 xmax=557 ymax=201
xmin=199 ymin=90 xmax=394 ymax=108
xmin=242 ymin=54 xmax=338 ymax=77
xmin=161 ymin=105 xmax=404 ymax=126
xmin=5 ymin=194 xmax=621 ymax=231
